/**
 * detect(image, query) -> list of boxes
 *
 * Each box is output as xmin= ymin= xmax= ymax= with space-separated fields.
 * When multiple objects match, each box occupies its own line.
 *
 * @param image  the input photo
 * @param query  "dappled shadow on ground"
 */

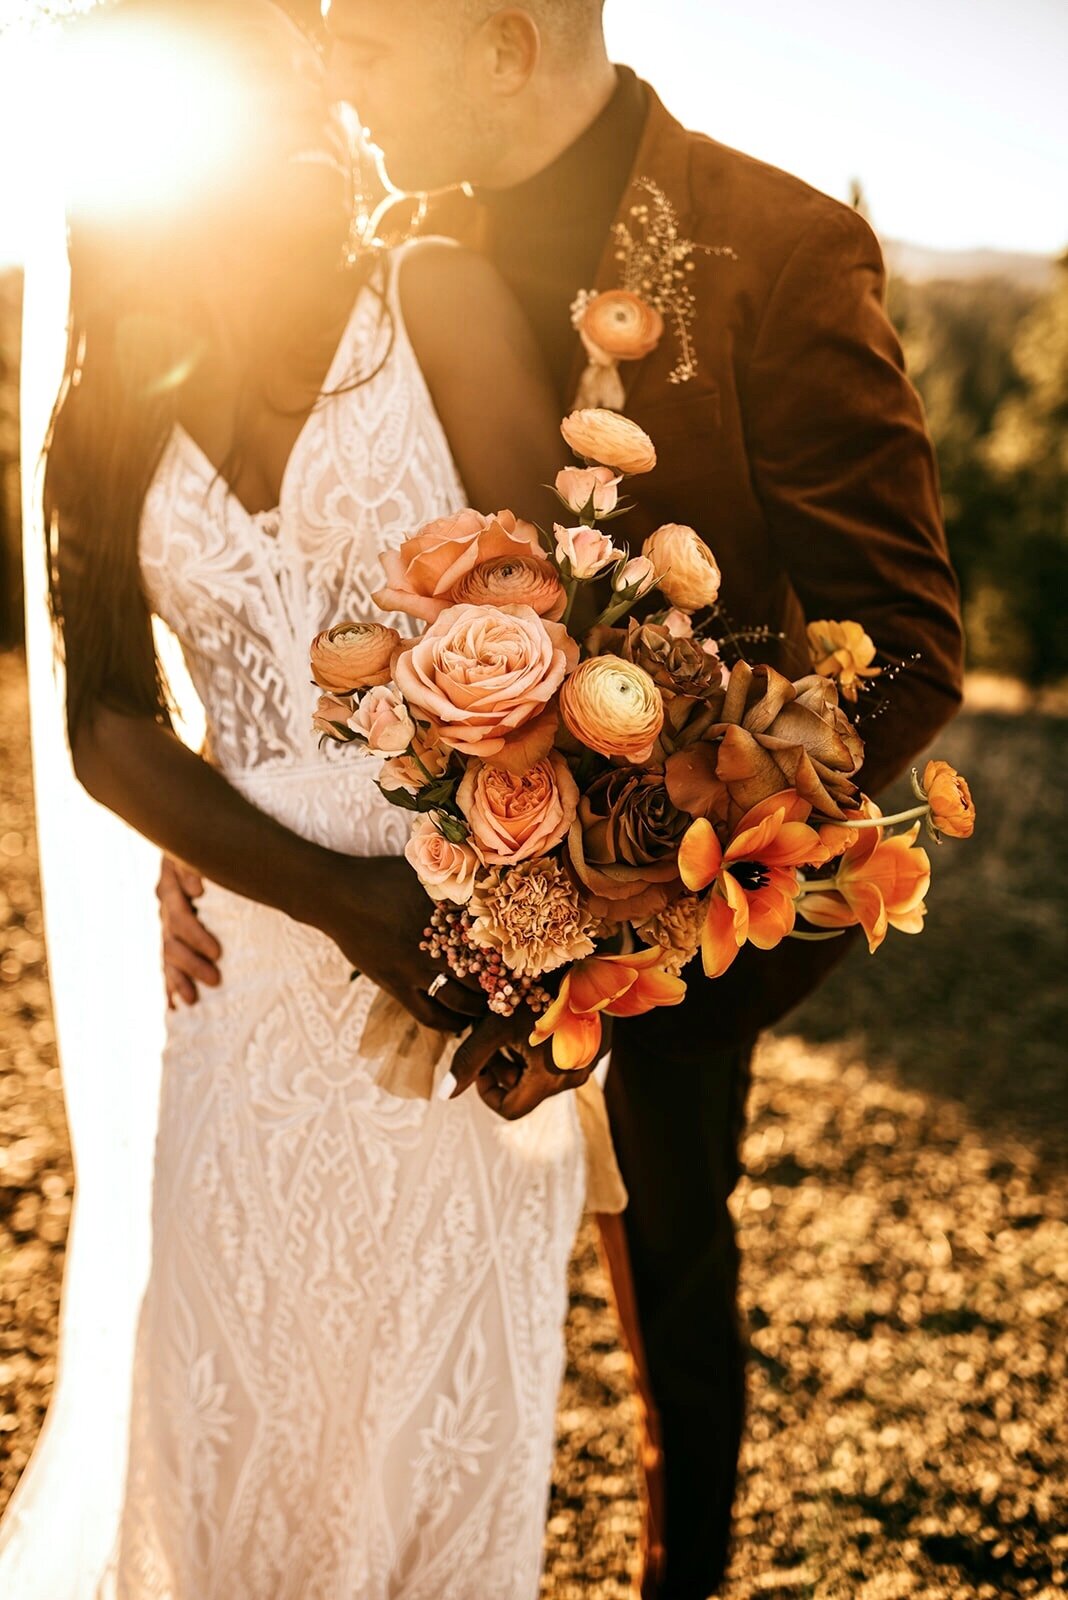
xmin=2 ymin=654 xmax=1066 ymax=1597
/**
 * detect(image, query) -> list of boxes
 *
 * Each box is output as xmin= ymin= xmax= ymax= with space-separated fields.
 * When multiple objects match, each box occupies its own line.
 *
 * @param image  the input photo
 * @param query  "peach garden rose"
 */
xmin=373 ymin=509 xmax=545 ymax=625
xmin=391 ymin=602 xmax=580 ymax=771
xmin=457 ymin=751 xmax=579 ymax=866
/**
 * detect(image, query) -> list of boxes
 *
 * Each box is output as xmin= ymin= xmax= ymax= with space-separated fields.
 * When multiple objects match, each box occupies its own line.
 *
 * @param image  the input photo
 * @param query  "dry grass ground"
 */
xmin=1 ymin=646 xmax=1066 ymax=1598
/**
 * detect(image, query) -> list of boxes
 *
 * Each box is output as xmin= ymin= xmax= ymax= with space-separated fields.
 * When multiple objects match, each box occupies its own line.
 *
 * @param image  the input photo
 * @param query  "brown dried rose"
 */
xmin=618 ymin=619 xmax=725 ymax=701
xmin=567 ymin=768 xmax=688 ymax=923
xmin=664 ymin=660 xmax=864 ymax=832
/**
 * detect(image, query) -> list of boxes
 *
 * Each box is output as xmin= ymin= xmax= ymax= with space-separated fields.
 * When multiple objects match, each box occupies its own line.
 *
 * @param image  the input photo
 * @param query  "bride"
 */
xmin=7 ymin=1 xmax=588 ymax=1594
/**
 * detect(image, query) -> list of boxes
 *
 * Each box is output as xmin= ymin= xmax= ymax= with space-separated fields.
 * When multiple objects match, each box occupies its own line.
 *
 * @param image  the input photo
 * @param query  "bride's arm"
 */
xmin=71 ymin=706 xmax=482 ymax=1029
xmin=397 ymin=242 xmax=565 ymax=525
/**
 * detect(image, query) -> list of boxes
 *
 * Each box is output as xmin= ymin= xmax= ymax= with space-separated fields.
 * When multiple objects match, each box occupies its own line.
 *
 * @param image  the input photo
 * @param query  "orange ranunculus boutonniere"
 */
xmin=678 ymin=791 xmax=830 ymax=979
xmin=529 ymin=946 xmax=685 ymax=1071
xmin=917 ymin=760 xmax=976 ymax=840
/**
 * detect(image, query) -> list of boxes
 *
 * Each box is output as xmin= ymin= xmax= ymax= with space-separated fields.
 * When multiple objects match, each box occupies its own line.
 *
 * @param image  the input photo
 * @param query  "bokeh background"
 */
xmin=1 ymin=2 xmax=1067 ymax=1596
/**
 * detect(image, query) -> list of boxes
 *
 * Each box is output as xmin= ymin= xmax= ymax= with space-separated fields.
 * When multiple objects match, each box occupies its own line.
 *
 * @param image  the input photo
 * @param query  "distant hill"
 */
xmin=882 ymin=238 xmax=1057 ymax=292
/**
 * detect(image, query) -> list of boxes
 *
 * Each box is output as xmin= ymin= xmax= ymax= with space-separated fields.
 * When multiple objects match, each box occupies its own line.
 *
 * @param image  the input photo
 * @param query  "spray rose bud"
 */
xmin=554 ymin=465 xmax=623 ymax=517
xmin=641 ymin=524 xmax=721 ymax=612
xmin=612 ymin=555 xmax=657 ymax=599
xmin=662 ymin=608 xmax=694 ymax=639
xmin=561 ymin=408 xmax=657 ymax=476
xmin=312 ymin=693 xmax=359 ymax=742
xmin=554 ymin=524 xmax=624 ymax=580
xmin=347 ymin=684 xmax=416 ymax=757
xmin=310 ymin=621 xmax=401 ymax=692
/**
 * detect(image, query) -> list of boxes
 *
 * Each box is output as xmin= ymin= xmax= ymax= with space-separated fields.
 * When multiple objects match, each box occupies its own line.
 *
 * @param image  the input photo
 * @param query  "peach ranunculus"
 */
xmin=457 ymin=751 xmax=579 ymax=865
xmin=678 ymin=790 xmax=830 ymax=978
xmin=642 ymin=524 xmax=721 ymax=613
xmin=372 ymin=509 xmax=545 ymax=625
xmin=529 ymin=945 xmax=686 ymax=1071
xmin=347 ymin=684 xmax=416 ymax=757
xmin=806 ymin=619 xmax=883 ymax=703
xmin=918 ymin=760 xmax=976 ymax=840
xmin=554 ymin=465 xmax=622 ymax=518
xmin=561 ymin=409 xmax=657 ymax=476
xmin=554 ymin=523 xmax=624 ymax=580
xmin=310 ymin=621 xmax=400 ymax=692
xmin=403 ymin=812 xmax=481 ymax=905
xmin=579 ymin=289 xmax=664 ymax=363
xmin=796 ymin=805 xmax=931 ymax=953
xmin=559 ymin=654 xmax=665 ymax=765
xmin=450 ymin=554 xmax=566 ymax=620
xmin=391 ymin=603 xmax=579 ymax=773
xmin=664 ymin=661 xmax=865 ymax=830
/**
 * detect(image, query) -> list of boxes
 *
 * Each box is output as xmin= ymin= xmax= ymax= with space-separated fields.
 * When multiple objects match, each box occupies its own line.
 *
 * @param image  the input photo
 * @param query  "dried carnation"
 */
xmin=468 ymin=856 xmax=597 ymax=978
xmin=635 ymin=893 xmax=706 ymax=976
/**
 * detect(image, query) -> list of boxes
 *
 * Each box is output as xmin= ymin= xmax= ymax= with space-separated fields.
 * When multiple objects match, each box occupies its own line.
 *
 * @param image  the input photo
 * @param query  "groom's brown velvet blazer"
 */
xmin=431 ymin=77 xmax=963 ymax=1599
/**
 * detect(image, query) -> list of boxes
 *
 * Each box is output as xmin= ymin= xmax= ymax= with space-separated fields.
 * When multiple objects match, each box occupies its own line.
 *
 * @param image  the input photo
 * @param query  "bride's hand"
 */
xmin=318 ymin=854 xmax=486 ymax=1033
xmin=448 ymin=1009 xmax=595 ymax=1121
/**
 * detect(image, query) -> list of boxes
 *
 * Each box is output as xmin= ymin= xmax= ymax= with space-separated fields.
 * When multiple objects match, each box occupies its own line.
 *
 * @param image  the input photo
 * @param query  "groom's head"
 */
xmin=324 ymin=0 xmax=609 ymax=192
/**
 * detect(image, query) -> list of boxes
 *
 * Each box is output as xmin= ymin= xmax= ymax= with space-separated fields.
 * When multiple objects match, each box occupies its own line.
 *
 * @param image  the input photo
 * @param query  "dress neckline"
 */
xmin=173 ymin=290 xmax=364 ymax=522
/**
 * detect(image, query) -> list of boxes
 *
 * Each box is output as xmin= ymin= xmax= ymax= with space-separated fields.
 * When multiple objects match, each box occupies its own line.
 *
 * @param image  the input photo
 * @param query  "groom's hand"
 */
xmin=157 ymin=856 xmax=222 ymax=1008
xmin=450 ymin=1010 xmax=594 ymax=1121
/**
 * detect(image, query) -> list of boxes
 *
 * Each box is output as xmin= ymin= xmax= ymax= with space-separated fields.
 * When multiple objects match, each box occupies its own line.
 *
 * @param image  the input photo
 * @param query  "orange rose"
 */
xmin=457 ymin=751 xmax=579 ymax=865
xmin=920 ymin=760 xmax=976 ymax=839
xmin=403 ymin=813 xmax=480 ymax=905
xmin=373 ymin=508 xmax=545 ymax=624
xmin=561 ymin=409 xmax=657 ymax=476
xmin=559 ymin=654 xmax=664 ymax=764
xmin=391 ymin=603 xmax=579 ymax=772
xmin=450 ymin=554 xmax=566 ymax=620
xmin=642 ymin=524 xmax=721 ymax=612
xmin=309 ymin=621 xmax=400 ymax=692
xmin=580 ymin=289 xmax=664 ymax=362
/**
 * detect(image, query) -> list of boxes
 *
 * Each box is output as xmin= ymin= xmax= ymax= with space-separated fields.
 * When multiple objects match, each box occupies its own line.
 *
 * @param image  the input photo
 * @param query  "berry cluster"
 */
xmin=420 ymin=905 xmax=553 ymax=1018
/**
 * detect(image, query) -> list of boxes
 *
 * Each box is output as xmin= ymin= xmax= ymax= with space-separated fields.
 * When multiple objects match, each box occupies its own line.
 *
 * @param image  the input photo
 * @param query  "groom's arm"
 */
xmin=744 ymin=204 xmax=964 ymax=796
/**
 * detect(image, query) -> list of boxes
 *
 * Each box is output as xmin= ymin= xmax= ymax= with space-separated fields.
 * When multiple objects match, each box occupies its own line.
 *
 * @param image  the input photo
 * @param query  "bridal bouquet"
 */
xmin=310 ymin=408 xmax=975 ymax=1072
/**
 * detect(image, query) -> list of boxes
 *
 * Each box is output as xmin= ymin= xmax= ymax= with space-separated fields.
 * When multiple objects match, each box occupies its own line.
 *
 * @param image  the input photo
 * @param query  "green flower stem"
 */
xmin=796 ymin=877 xmax=842 ymax=894
xmin=788 ymin=929 xmax=847 ymax=941
xmin=560 ymin=577 xmax=580 ymax=629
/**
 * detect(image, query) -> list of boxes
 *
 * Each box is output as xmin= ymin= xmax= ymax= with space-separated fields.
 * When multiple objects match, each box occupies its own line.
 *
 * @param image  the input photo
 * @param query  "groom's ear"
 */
xmin=469 ymin=9 xmax=541 ymax=98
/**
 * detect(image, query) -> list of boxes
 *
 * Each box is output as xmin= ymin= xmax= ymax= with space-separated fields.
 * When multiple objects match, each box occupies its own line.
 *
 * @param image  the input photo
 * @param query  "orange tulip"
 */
xmin=678 ymin=790 xmax=830 ymax=979
xmin=529 ymin=946 xmax=686 ymax=1071
xmin=798 ymin=807 xmax=931 ymax=953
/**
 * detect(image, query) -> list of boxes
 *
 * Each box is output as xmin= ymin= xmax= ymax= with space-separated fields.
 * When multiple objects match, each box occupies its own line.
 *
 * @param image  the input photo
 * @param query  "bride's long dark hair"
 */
xmin=43 ymin=0 xmax=387 ymax=745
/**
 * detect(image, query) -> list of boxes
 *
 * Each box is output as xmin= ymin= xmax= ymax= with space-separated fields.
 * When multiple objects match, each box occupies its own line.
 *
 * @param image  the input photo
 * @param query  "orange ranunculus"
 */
xmin=310 ymin=621 xmax=401 ymax=692
xmin=450 ymin=553 xmax=566 ymax=620
xmin=559 ymin=654 xmax=665 ymax=764
xmin=920 ymin=760 xmax=976 ymax=840
xmin=529 ymin=946 xmax=686 ymax=1071
xmin=560 ymin=409 xmax=657 ymax=475
xmin=678 ymin=791 xmax=830 ymax=979
xmin=797 ymin=807 xmax=931 ymax=953
xmin=580 ymin=289 xmax=664 ymax=363
xmin=806 ymin=619 xmax=882 ymax=703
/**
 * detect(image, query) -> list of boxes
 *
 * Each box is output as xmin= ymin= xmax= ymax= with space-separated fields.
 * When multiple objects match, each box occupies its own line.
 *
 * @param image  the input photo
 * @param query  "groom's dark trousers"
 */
xmin=428 ymin=65 xmax=964 ymax=1599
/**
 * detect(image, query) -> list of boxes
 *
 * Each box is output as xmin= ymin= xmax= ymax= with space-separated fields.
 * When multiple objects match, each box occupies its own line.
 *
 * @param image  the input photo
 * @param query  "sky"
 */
xmin=0 ymin=0 xmax=1065 ymax=267
xmin=603 ymin=0 xmax=1068 ymax=255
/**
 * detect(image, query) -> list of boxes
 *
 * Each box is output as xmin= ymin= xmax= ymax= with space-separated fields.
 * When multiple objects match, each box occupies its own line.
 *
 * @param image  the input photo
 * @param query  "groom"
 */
xmin=160 ymin=3 xmax=964 ymax=1594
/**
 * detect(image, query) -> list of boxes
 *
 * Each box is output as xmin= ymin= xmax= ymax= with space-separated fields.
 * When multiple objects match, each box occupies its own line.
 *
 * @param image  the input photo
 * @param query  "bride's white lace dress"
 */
xmin=102 ymin=251 xmax=586 ymax=1599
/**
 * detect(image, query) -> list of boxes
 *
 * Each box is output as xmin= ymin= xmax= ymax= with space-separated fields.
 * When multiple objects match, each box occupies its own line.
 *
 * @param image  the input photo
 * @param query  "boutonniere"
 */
xmin=572 ymin=176 xmax=738 ymax=410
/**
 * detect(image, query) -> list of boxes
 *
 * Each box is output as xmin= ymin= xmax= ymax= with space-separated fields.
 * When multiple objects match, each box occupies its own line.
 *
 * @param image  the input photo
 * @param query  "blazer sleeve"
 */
xmin=743 ymin=205 xmax=964 ymax=797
